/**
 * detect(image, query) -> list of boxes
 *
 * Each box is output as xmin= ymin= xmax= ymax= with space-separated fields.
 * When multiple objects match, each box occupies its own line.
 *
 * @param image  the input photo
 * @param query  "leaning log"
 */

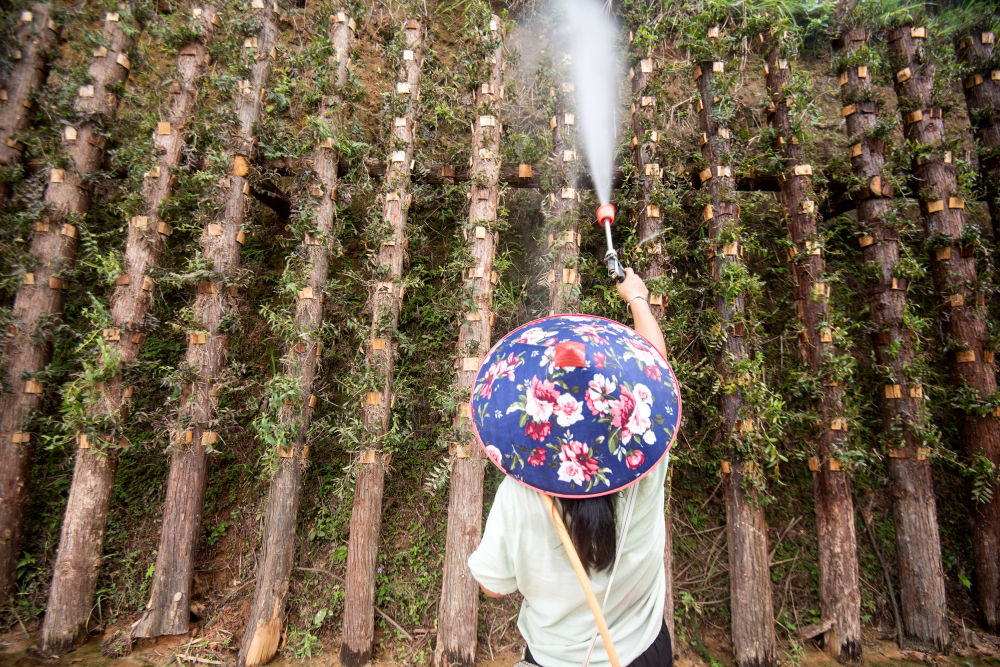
xmin=889 ymin=25 xmax=999 ymax=636
xmin=760 ymin=32 xmax=861 ymax=661
xmin=835 ymin=26 xmax=949 ymax=649
xmin=0 ymin=8 xmax=135 ymax=600
xmin=0 ymin=4 xmax=57 ymax=213
xmin=237 ymin=11 xmax=356 ymax=667
xmin=39 ymin=5 xmax=218 ymax=655
xmin=340 ymin=17 xmax=420 ymax=667
xmin=434 ymin=14 xmax=504 ymax=667
xmin=695 ymin=57 xmax=777 ymax=667
xmin=131 ymin=3 xmax=279 ymax=639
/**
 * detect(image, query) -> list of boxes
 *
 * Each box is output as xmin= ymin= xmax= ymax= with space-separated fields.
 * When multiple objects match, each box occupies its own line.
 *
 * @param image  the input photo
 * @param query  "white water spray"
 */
xmin=556 ymin=0 xmax=622 ymax=205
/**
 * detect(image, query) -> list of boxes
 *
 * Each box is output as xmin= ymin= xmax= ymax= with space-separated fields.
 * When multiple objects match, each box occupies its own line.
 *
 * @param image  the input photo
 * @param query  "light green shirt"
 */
xmin=468 ymin=459 xmax=667 ymax=667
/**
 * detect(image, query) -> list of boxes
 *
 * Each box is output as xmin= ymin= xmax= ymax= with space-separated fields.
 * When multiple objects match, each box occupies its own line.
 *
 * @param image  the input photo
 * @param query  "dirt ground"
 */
xmin=2 ymin=627 xmax=999 ymax=666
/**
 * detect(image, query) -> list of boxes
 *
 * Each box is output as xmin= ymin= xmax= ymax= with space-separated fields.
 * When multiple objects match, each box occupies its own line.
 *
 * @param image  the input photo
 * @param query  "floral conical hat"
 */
xmin=470 ymin=315 xmax=681 ymax=497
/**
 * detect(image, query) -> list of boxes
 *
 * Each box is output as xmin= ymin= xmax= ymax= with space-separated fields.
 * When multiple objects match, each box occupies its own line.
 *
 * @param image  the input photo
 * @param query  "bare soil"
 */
xmin=2 ymin=626 xmax=998 ymax=666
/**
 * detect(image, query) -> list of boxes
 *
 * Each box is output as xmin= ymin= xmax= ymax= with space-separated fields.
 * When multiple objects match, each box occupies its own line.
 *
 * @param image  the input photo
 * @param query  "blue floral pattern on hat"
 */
xmin=471 ymin=315 xmax=681 ymax=497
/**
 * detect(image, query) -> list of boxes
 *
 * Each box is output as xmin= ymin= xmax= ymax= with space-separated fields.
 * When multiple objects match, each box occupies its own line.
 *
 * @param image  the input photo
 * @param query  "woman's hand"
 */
xmin=617 ymin=268 xmax=666 ymax=359
xmin=617 ymin=268 xmax=649 ymax=309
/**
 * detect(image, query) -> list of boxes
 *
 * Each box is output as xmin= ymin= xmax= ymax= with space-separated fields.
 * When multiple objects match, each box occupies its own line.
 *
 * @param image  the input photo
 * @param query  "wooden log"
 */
xmin=759 ymin=36 xmax=861 ymax=662
xmin=956 ymin=30 xmax=1000 ymax=258
xmin=435 ymin=16 xmax=503 ymax=667
xmin=0 ymin=8 xmax=133 ymax=602
xmin=890 ymin=26 xmax=998 ymax=637
xmin=546 ymin=73 xmax=580 ymax=315
xmin=339 ymin=17 xmax=419 ymax=667
xmin=630 ymin=48 xmax=668 ymax=321
xmin=132 ymin=3 xmax=280 ymax=640
xmin=39 ymin=6 xmax=220 ymax=655
xmin=237 ymin=11 xmax=354 ymax=667
xmin=839 ymin=28 xmax=950 ymax=649
xmin=695 ymin=60 xmax=777 ymax=667
xmin=0 ymin=3 xmax=58 ymax=213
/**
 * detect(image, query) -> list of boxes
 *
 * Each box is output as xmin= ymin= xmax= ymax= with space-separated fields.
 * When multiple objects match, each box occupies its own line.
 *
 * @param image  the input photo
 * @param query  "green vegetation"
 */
xmin=0 ymin=0 xmax=999 ymax=663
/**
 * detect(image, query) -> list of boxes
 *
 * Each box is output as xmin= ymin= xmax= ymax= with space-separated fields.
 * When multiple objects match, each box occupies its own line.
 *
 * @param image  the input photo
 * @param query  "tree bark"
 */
xmin=0 ymin=3 xmax=57 ymax=213
xmin=626 ymin=41 xmax=674 ymax=637
xmin=760 ymin=34 xmax=861 ymax=661
xmin=695 ymin=61 xmax=776 ymax=667
xmin=629 ymin=45 xmax=667 ymax=319
xmin=0 ymin=10 xmax=134 ymax=600
xmin=544 ymin=79 xmax=580 ymax=315
xmin=956 ymin=30 xmax=1000 ymax=243
xmin=434 ymin=16 xmax=503 ymax=667
xmin=131 ymin=4 xmax=279 ymax=639
xmin=835 ymin=27 xmax=949 ymax=650
xmin=889 ymin=25 xmax=1000 ymax=634
xmin=340 ymin=18 xmax=419 ymax=667
xmin=39 ymin=9 xmax=219 ymax=653
xmin=238 ymin=13 xmax=353 ymax=666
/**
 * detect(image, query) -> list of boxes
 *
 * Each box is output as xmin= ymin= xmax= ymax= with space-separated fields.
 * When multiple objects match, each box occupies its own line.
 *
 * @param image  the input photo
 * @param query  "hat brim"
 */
xmin=469 ymin=314 xmax=681 ymax=498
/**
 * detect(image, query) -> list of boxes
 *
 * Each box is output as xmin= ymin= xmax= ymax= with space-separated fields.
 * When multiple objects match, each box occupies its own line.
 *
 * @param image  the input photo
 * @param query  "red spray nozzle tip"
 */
xmin=596 ymin=204 xmax=616 ymax=224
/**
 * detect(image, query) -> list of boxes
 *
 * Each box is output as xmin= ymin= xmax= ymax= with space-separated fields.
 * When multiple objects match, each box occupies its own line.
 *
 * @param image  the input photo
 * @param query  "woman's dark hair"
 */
xmin=559 ymin=494 xmax=617 ymax=573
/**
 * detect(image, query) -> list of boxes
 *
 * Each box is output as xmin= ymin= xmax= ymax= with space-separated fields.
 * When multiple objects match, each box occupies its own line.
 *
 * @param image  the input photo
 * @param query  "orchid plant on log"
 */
xmin=132 ymin=1 xmax=279 ymax=639
xmin=888 ymin=23 xmax=999 ymax=636
xmin=341 ymin=17 xmax=422 ymax=667
xmin=759 ymin=26 xmax=862 ymax=661
xmin=435 ymin=12 xmax=504 ymax=667
xmin=39 ymin=5 xmax=219 ymax=654
xmin=0 ymin=7 xmax=136 ymax=602
xmin=239 ymin=9 xmax=354 ymax=667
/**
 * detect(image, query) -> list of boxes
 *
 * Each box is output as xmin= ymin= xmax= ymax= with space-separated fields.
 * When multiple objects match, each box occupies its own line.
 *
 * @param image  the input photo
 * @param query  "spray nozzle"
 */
xmin=596 ymin=203 xmax=615 ymax=226
xmin=595 ymin=204 xmax=625 ymax=283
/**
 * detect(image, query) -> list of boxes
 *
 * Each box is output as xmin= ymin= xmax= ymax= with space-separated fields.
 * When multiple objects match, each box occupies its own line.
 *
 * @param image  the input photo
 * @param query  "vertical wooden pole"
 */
xmin=238 ymin=10 xmax=354 ymax=667
xmin=626 ymin=36 xmax=673 ymax=635
xmin=956 ymin=30 xmax=1000 ymax=244
xmin=340 ymin=17 xmax=421 ymax=667
xmin=0 ymin=4 xmax=58 ymax=213
xmin=695 ymin=57 xmax=777 ymax=667
xmin=545 ymin=67 xmax=580 ymax=316
xmin=627 ymin=37 xmax=668 ymax=319
xmin=889 ymin=25 xmax=999 ymax=636
xmin=835 ymin=26 xmax=949 ymax=649
xmin=759 ymin=32 xmax=861 ymax=661
xmin=434 ymin=14 xmax=504 ymax=667
xmin=132 ymin=3 xmax=279 ymax=639
xmin=0 ymin=8 xmax=135 ymax=600
xmin=39 ymin=6 xmax=218 ymax=655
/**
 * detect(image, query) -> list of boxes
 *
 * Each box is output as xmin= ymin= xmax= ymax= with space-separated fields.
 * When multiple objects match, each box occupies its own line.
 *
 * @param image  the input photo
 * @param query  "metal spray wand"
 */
xmin=596 ymin=203 xmax=625 ymax=283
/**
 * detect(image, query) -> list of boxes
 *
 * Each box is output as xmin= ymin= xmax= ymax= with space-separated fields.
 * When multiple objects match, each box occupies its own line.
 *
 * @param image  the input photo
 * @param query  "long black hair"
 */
xmin=558 ymin=494 xmax=617 ymax=573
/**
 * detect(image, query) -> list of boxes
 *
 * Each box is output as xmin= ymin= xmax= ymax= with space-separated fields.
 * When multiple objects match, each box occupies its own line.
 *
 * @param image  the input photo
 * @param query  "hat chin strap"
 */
xmin=541 ymin=484 xmax=640 ymax=667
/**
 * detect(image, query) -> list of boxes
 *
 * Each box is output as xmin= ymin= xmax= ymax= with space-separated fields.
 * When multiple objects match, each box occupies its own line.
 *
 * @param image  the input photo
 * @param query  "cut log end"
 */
xmin=339 ymin=646 xmax=373 ymax=667
xmin=433 ymin=648 xmax=476 ymax=667
xmin=242 ymin=612 xmax=283 ymax=666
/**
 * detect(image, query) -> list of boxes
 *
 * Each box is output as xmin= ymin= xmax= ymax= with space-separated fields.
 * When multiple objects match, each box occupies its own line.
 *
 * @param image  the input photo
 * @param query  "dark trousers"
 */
xmin=524 ymin=619 xmax=673 ymax=666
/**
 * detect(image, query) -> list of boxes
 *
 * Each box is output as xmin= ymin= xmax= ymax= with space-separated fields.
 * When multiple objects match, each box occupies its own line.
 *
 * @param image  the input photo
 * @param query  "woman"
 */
xmin=467 ymin=268 xmax=675 ymax=667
